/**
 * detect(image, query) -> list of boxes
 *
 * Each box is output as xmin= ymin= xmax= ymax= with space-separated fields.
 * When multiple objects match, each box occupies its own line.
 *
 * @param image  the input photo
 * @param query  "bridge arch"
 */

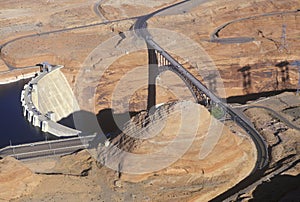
xmin=147 ymin=47 xmax=211 ymax=111
xmin=158 ymin=66 xmax=210 ymax=105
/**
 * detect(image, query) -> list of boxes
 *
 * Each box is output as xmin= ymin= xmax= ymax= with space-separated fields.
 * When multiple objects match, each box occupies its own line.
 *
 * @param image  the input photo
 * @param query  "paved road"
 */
xmin=0 ymin=0 xmax=195 ymax=160
xmin=133 ymin=0 xmax=268 ymax=171
xmin=0 ymin=14 xmax=138 ymax=70
xmin=221 ymin=156 xmax=300 ymax=202
xmin=241 ymin=105 xmax=300 ymax=131
xmin=210 ymin=9 xmax=299 ymax=44
xmin=93 ymin=0 xmax=107 ymax=22
xmin=0 ymin=0 xmax=269 ymax=170
xmin=0 ymin=135 xmax=95 ymax=160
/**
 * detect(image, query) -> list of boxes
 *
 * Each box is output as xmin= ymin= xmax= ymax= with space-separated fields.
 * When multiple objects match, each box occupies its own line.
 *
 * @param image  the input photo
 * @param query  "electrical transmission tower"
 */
xmin=279 ymin=24 xmax=288 ymax=52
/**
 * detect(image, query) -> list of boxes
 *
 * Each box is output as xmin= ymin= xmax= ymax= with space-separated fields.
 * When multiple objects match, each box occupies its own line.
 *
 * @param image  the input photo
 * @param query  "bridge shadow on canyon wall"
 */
xmin=276 ymin=60 xmax=290 ymax=85
xmin=232 ymin=60 xmax=297 ymax=103
xmin=96 ymin=108 xmax=141 ymax=139
xmin=226 ymin=89 xmax=297 ymax=104
xmin=238 ymin=65 xmax=252 ymax=94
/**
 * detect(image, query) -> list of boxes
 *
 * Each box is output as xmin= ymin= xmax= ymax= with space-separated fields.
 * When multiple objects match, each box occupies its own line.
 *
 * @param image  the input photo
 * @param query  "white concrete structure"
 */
xmin=32 ymin=115 xmax=41 ymax=127
xmin=27 ymin=111 xmax=33 ymax=122
xmin=42 ymin=121 xmax=49 ymax=132
xmin=21 ymin=65 xmax=81 ymax=137
xmin=33 ymin=67 xmax=79 ymax=122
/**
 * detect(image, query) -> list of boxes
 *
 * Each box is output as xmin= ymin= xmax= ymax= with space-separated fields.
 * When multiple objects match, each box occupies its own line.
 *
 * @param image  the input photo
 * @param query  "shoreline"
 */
xmin=0 ymin=68 xmax=39 ymax=85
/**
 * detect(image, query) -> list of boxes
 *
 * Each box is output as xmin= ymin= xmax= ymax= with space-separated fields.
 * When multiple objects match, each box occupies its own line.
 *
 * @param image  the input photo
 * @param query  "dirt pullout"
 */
xmin=0 ymin=59 xmax=8 ymax=72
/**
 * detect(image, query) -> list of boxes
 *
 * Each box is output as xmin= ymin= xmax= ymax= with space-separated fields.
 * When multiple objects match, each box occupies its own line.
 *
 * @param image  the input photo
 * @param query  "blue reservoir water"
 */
xmin=0 ymin=79 xmax=57 ymax=149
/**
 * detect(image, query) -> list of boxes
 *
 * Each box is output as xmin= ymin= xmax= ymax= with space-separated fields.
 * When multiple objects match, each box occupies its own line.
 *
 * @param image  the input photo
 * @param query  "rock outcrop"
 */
xmin=0 ymin=157 xmax=41 ymax=201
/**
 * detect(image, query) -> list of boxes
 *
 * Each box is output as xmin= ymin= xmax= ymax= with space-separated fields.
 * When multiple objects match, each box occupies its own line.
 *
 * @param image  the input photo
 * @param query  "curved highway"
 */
xmin=0 ymin=0 xmax=269 ymax=171
xmin=0 ymin=0 xmax=198 ymax=160
xmin=210 ymin=9 xmax=299 ymax=44
xmin=133 ymin=0 xmax=269 ymax=170
xmin=93 ymin=0 xmax=107 ymax=22
xmin=242 ymin=105 xmax=300 ymax=131
xmin=0 ymin=13 xmax=138 ymax=71
xmin=0 ymin=2 xmax=139 ymax=158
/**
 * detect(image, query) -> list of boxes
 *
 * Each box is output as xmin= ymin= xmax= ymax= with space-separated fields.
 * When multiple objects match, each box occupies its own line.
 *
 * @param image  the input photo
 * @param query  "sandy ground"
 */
xmin=0 ymin=157 xmax=42 ymax=201
xmin=240 ymin=92 xmax=300 ymax=201
xmin=1 ymin=0 xmax=299 ymax=96
xmin=1 ymin=102 xmax=255 ymax=202
xmin=99 ymin=0 xmax=181 ymax=20
xmin=0 ymin=0 xmax=299 ymax=201
xmin=0 ymin=60 xmax=8 ymax=72
xmin=0 ymin=0 xmax=108 ymax=83
xmin=0 ymin=0 xmax=102 ymax=44
xmin=148 ymin=0 xmax=300 ymax=97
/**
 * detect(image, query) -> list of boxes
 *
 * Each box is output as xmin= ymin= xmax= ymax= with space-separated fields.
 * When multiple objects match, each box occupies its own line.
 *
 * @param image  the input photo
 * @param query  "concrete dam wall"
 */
xmin=32 ymin=67 xmax=79 ymax=122
xmin=21 ymin=65 xmax=81 ymax=137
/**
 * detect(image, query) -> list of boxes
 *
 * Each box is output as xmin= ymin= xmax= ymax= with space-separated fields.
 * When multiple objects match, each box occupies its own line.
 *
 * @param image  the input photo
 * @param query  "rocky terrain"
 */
xmin=236 ymin=92 xmax=300 ymax=200
xmin=0 ymin=0 xmax=299 ymax=201
xmin=1 ymin=94 xmax=298 ymax=201
xmin=1 ymin=102 xmax=256 ymax=201
xmin=1 ymin=0 xmax=299 ymax=97
xmin=147 ymin=0 xmax=300 ymax=97
xmin=0 ymin=157 xmax=41 ymax=201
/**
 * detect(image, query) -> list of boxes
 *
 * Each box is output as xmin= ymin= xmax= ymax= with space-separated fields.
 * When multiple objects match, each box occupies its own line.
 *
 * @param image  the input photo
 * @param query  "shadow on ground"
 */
xmin=58 ymin=109 xmax=142 ymax=139
xmin=250 ymin=174 xmax=300 ymax=201
xmin=226 ymin=89 xmax=297 ymax=104
xmin=96 ymin=108 xmax=141 ymax=139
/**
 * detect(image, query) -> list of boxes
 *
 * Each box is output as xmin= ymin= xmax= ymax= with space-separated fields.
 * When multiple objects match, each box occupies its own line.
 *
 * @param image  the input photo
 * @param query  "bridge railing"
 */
xmin=0 ymin=135 xmax=96 ymax=160
xmin=142 ymin=37 xmax=269 ymax=170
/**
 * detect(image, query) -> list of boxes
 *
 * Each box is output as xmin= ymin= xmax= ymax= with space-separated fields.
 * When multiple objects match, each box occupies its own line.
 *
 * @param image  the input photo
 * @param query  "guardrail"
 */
xmin=147 ymin=38 xmax=269 ymax=170
xmin=133 ymin=2 xmax=269 ymax=170
xmin=0 ymin=135 xmax=95 ymax=160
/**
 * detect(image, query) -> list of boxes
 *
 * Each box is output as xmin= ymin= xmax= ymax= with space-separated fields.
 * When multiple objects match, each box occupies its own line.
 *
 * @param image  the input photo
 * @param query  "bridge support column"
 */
xmin=147 ymin=44 xmax=159 ymax=113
